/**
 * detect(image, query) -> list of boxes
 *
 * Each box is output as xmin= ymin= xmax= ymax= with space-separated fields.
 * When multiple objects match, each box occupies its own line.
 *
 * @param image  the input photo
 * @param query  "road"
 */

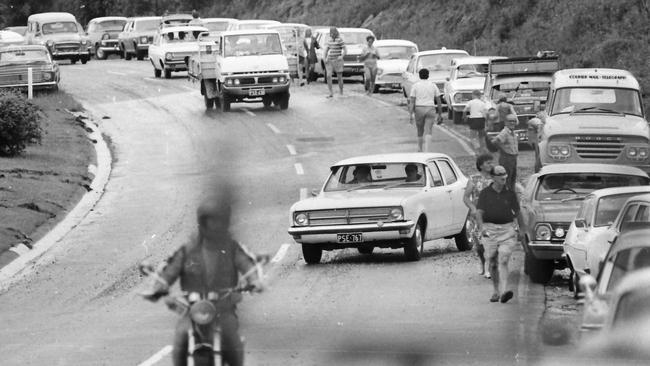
xmin=0 ymin=59 xmax=559 ymax=365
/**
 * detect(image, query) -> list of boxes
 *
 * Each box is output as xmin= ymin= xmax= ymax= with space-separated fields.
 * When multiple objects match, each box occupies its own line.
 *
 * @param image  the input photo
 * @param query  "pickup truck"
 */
xmin=187 ymin=30 xmax=291 ymax=111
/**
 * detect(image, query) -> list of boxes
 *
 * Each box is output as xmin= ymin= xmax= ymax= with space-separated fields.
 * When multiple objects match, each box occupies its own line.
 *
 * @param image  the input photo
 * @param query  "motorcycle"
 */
xmin=139 ymin=254 xmax=268 ymax=366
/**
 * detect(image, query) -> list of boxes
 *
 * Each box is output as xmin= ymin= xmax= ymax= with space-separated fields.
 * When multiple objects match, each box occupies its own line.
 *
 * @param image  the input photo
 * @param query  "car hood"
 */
xmin=533 ymin=200 xmax=583 ymax=222
xmin=291 ymin=189 xmax=419 ymax=212
xmin=449 ymin=77 xmax=486 ymax=91
xmin=377 ymin=59 xmax=408 ymax=73
xmin=159 ymin=42 xmax=200 ymax=53
xmin=544 ymin=114 xmax=649 ymax=137
xmin=220 ymin=54 xmax=288 ymax=73
xmin=43 ymin=33 xmax=83 ymax=43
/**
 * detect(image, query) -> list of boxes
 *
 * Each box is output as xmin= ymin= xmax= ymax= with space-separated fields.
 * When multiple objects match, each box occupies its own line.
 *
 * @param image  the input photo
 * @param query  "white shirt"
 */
xmin=410 ymin=80 xmax=440 ymax=107
xmin=464 ymin=98 xmax=488 ymax=118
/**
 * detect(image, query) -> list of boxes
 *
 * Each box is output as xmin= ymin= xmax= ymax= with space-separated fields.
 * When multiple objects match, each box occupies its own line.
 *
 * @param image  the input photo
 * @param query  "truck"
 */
xmin=536 ymin=68 xmax=649 ymax=172
xmin=484 ymin=55 xmax=560 ymax=144
xmin=187 ymin=29 xmax=291 ymax=111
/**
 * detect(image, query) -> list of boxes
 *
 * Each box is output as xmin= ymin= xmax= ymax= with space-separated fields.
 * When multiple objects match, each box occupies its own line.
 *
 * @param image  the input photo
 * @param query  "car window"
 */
xmin=427 ymin=163 xmax=444 ymax=187
xmin=436 ymin=160 xmax=457 ymax=185
xmin=406 ymin=56 xmax=415 ymax=73
xmin=634 ymin=204 xmax=650 ymax=222
xmin=577 ymin=195 xmax=595 ymax=226
xmin=619 ymin=204 xmax=639 ymax=231
xmin=323 ymin=163 xmax=426 ymax=191
xmin=607 ymin=249 xmax=632 ymax=291
xmin=595 ymin=193 xmax=644 ymax=227
xmin=612 ymin=290 xmax=650 ymax=329
xmin=534 ymin=173 xmax=650 ymax=201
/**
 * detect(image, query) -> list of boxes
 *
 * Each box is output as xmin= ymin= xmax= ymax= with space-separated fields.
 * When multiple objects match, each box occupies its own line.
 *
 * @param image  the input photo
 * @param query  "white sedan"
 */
xmin=287 ymin=153 xmax=471 ymax=264
xmin=370 ymin=39 xmax=418 ymax=93
xmin=564 ymin=185 xmax=650 ymax=297
xmin=148 ymin=25 xmax=208 ymax=79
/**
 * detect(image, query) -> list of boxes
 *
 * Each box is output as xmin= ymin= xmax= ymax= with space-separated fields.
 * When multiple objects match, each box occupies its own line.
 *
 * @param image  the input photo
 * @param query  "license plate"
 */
xmin=249 ymin=89 xmax=265 ymax=96
xmin=391 ymin=83 xmax=401 ymax=88
xmin=352 ymin=67 xmax=361 ymax=72
xmin=337 ymin=233 xmax=363 ymax=243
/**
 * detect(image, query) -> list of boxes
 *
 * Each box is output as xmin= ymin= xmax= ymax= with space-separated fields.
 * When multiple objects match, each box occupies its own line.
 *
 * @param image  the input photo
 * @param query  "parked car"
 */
xmin=443 ymin=56 xmax=505 ymax=123
xmin=148 ymin=25 xmax=208 ymax=79
xmin=118 ymin=16 xmax=161 ymax=60
xmin=0 ymin=30 xmax=26 ymax=47
xmin=85 ymin=16 xmax=127 ymax=59
xmin=0 ymin=45 xmax=60 ymax=90
xmin=232 ymin=20 xmax=281 ymax=30
xmin=580 ymin=232 xmax=650 ymax=332
xmin=199 ymin=18 xmax=238 ymax=32
xmin=370 ymin=39 xmax=418 ymax=93
xmin=3 ymin=26 xmax=28 ymax=36
xmin=288 ymin=153 xmax=472 ymax=264
xmin=402 ymin=48 xmax=469 ymax=101
xmin=25 ymin=12 xmax=92 ymax=64
xmin=262 ymin=23 xmax=309 ymax=79
xmin=564 ymin=186 xmax=650 ymax=297
xmin=160 ymin=13 xmax=193 ymax=28
xmin=520 ymin=164 xmax=649 ymax=284
xmin=312 ymin=27 xmax=375 ymax=79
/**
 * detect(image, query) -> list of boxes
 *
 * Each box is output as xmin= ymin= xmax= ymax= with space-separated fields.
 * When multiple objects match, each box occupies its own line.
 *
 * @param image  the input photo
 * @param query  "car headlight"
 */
xmin=389 ymin=207 xmax=403 ymax=221
xmin=225 ymin=79 xmax=233 ymax=85
xmin=42 ymin=72 xmax=52 ymax=81
xmin=535 ymin=223 xmax=552 ymax=241
xmin=453 ymin=93 xmax=463 ymax=103
xmin=294 ymin=212 xmax=309 ymax=226
xmin=141 ymin=36 xmax=148 ymax=44
xmin=234 ymin=78 xmax=240 ymax=85
xmin=165 ymin=52 xmax=173 ymax=60
xmin=554 ymin=227 xmax=565 ymax=238
xmin=46 ymin=40 xmax=54 ymax=47
xmin=83 ymin=40 xmax=90 ymax=45
xmin=548 ymin=144 xmax=571 ymax=160
xmin=272 ymin=77 xmax=278 ymax=83
xmin=627 ymin=146 xmax=649 ymax=161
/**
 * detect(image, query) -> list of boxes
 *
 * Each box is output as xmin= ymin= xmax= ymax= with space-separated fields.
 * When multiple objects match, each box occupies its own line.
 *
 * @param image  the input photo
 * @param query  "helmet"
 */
xmin=196 ymin=187 xmax=232 ymax=226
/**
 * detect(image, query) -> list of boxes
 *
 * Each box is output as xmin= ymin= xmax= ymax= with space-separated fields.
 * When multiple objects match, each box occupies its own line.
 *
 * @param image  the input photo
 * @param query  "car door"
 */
xmin=438 ymin=158 xmax=467 ymax=232
xmin=149 ymin=33 xmax=161 ymax=65
xmin=402 ymin=55 xmax=417 ymax=98
xmin=423 ymin=161 xmax=453 ymax=238
xmin=566 ymin=196 xmax=596 ymax=274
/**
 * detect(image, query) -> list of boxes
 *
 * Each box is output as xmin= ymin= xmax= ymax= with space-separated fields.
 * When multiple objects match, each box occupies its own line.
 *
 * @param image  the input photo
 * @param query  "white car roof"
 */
xmin=159 ymin=25 xmax=208 ymax=33
xmin=220 ymin=29 xmax=281 ymax=36
xmin=553 ymin=68 xmax=639 ymax=89
xmin=129 ymin=16 xmax=162 ymax=22
xmin=374 ymin=39 xmax=417 ymax=48
xmin=202 ymin=18 xmax=238 ymax=23
xmin=452 ymin=56 xmax=506 ymax=65
xmin=0 ymin=30 xmax=25 ymax=44
xmin=416 ymin=49 xmax=469 ymax=56
xmin=236 ymin=20 xmax=281 ymax=25
xmin=587 ymin=186 xmax=650 ymax=199
xmin=537 ymin=163 xmax=648 ymax=177
xmin=333 ymin=153 xmax=453 ymax=166
xmin=27 ymin=12 xmax=77 ymax=23
xmin=89 ymin=16 xmax=127 ymax=23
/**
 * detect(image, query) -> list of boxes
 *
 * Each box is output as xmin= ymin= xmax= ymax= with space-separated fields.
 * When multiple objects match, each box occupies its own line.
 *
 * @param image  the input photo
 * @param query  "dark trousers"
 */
xmin=499 ymin=152 xmax=518 ymax=190
xmin=173 ymin=308 xmax=243 ymax=366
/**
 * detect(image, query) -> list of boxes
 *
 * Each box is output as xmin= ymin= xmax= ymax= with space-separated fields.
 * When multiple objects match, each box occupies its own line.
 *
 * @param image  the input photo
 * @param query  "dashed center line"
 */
xmin=286 ymin=144 xmax=296 ymax=155
xmin=266 ymin=123 xmax=281 ymax=134
xmin=300 ymin=187 xmax=308 ymax=200
xmin=137 ymin=345 xmax=172 ymax=366
xmin=294 ymin=163 xmax=304 ymax=175
xmin=241 ymin=108 xmax=256 ymax=116
xmin=271 ymin=243 xmax=291 ymax=263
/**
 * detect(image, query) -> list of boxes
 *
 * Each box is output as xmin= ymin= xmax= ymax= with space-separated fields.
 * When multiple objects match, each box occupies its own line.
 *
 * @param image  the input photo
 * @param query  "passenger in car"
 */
xmin=404 ymin=164 xmax=423 ymax=183
xmin=349 ymin=165 xmax=372 ymax=184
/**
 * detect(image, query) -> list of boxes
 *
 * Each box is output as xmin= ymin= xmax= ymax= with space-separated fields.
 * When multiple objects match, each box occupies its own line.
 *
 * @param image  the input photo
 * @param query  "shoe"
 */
xmin=490 ymin=293 xmax=500 ymax=302
xmin=500 ymin=290 xmax=513 ymax=303
xmin=484 ymin=271 xmax=491 ymax=279
xmin=326 ymin=94 xmax=333 ymax=98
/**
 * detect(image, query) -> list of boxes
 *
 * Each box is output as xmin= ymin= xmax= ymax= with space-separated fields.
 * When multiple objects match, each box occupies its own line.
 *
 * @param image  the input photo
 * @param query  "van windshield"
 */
xmin=551 ymin=88 xmax=643 ymax=116
xmin=224 ymin=34 xmax=282 ymax=56
xmin=42 ymin=22 xmax=78 ymax=34
xmin=418 ymin=53 xmax=468 ymax=72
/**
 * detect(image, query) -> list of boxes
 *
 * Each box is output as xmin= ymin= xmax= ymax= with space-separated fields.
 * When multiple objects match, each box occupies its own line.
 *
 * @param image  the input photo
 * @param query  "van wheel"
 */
xmin=404 ymin=222 xmax=423 ymax=261
xmin=302 ymin=245 xmax=322 ymax=264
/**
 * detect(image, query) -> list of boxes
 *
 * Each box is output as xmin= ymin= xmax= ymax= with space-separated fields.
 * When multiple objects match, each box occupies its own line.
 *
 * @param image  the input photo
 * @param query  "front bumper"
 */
xmin=163 ymin=59 xmax=189 ymax=71
xmin=51 ymin=50 xmax=91 ymax=59
xmin=0 ymin=81 xmax=58 ymax=89
xmin=136 ymin=44 xmax=150 ymax=52
xmin=526 ymin=242 xmax=564 ymax=260
xmin=288 ymin=220 xmax=416 ymax=244
xmin=97 ymin=40 xmax=121 ymax=54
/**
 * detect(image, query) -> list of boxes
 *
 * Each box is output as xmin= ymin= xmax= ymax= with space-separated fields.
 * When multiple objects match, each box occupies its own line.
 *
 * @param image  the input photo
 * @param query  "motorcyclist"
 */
xmin=143 ymin=192 xmax=264 ymax=366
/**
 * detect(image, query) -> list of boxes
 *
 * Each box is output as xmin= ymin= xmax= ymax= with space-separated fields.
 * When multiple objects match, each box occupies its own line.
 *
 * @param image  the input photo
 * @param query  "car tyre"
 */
xmin=373 ymin=85 xmax=380 ymax=93
xmin=70 ymin=58 xmax=77 ymax=64
xmin=358 ymin=246 xmax=374 ymax=255
xmin=220 ymin=94 xmax=231 ymax=112
xmin=454 ymin=217 xmax=472 ymax=252
xmin=154 ymin=68 xmax=161 ymax=78
xmin=262 ymin=96 xmax=272 ymax=107
xmin=279 ymin=92 xmax=290 ymax=110
xmin=136 ymin=50 xmax=145 ymax=61
xmin=452 ymin=110 xmax=464 ymax=124
xmin=164 ymin=69 xmax=172 ymax=79
xmin=404 ymin=222 xmax=423 ymax=261
xmin=95 ymin=46 xmax=107 ymax=60
xmin=302 ymin=244 xmax=322 ymax=264
xmin=526 ymin=252 xmax=554 ymax=284
xmin=204 ymin=95 xmax=215 ymax=109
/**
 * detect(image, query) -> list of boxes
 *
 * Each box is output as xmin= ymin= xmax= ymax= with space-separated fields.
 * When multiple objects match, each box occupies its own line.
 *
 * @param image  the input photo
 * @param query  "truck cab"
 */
xmin=537 ymin=68 xmax=649 ymax=172
xmin=188 ymin=30 xmax=291 ymax=111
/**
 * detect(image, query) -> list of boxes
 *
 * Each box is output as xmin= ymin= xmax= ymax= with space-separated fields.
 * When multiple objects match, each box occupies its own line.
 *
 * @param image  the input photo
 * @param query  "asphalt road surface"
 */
xmin=0 ymin=59 xmax=562 ymax=365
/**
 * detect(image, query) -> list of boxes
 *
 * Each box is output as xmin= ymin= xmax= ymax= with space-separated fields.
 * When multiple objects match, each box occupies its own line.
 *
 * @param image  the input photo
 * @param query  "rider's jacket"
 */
xmin=159 ymin=233 xmax=259 ymax=306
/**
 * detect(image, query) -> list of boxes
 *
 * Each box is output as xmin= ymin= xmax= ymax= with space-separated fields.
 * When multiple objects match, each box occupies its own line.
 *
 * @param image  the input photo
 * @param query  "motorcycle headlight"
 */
xmin=389 ymin=207 xmax=403 ymax=221
xmin=535 ymin=223 xmax=552 ymax=241
xmin=189 ymin=300 xmax=216 ymax=325
xmin=294 ymin=212 xmax=309 ymax=226
xmin=165 ymin=52 xmax=173 ymax=60
xmin=141 ymin=36 xmax=148 ymax=44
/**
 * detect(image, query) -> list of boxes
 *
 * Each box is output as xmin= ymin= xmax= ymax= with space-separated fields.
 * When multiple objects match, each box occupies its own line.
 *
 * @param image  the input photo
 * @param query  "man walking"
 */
xmin=409 ymin=68 xmax=443 ymax=152
xmin=490 ymin=114 xmax=519 ymax=190
xmin=476 ymin=165 xmax=527 ymax=303
xmin=323 ymin=27 xmax=346 ymax=97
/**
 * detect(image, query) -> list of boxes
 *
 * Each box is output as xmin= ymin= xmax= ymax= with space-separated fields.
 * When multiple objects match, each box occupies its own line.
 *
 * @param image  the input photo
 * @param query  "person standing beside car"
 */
xmin=490 ymin=114 xmax=519 ymax=190
xmin=409 ymin=68 xmax=443 ymax=152
xmin=463 ymin=90 xmax=488 ymax=153
xmin=323 ymin=27 xmax=346 ymax=97
xmin=360 ymin=35 xmax=380 ymax=95
xmin=302 ymin=28 xmax=320 ymax=84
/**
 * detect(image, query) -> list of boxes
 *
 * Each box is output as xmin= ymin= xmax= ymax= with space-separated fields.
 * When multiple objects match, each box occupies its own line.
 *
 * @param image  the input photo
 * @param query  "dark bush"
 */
xmin=0 ymin=89 xmax=42 ymax=156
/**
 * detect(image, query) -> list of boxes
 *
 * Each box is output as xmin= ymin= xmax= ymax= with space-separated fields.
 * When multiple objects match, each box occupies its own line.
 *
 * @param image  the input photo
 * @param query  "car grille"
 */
xmin=572 ymin=135 xmax=625 ymax=160
xmin=103 ymin=40 xmax=118 ymax=47
xmin=231 ymin=70 xmax=281 ymax=75
xmin=54 ymin=42 xmax=81 ymax=52
xmin=343 ymin=54 xmax=361 ymax=62
xmin=0 ymin=65 xmax=53 ymax=84
xmin=306 ymin=207 xmax=394 ymax=226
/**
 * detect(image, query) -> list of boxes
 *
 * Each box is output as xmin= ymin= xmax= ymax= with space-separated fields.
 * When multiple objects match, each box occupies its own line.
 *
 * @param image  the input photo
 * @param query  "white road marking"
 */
xmin=107 ymin=70 xmax=127 ymax=76
xmin=300 ymin=187 xmax=308 ymax=200
xmin=241 ymin=108 xmax=256 ymax=117
xmin=266 ymin=123 xmax=281 ymax=134
xmin=371 ymin=98 xmax=393 ymax=107
xmin=286 ymin=144 xmax=296 ymax=155
xmin=9 ymin=244 xmax=30 ymax=256
xmin=271 ymin=243 xmax=291 ymax=263
xmin=137 ymin=345 xmax=173 ymax=366
xmin=294 ymin=163 xmax=304 ymax=175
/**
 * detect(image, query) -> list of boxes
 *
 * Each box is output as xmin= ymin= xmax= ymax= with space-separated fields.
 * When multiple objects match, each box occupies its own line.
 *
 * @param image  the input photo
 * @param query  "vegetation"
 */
xmin=0 ymin=90 xmax=42 ymax=156
xmin=1 ymin=0 xmax=648 ymax=108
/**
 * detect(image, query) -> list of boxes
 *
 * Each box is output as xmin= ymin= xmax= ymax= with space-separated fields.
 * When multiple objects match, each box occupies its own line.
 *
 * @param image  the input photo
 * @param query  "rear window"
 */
xmin=535 ymin=173 xmax=650 ymax=201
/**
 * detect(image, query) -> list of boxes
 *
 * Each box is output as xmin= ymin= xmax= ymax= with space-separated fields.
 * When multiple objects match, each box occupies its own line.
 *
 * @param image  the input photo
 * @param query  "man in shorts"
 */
xmin=476 ymin=165 xmax=527 ymax=303
xmin=323 ymin=27 xmax=346 ymax=97
xmin=408 ymin=68 xmax=443 ymax=152
xmin=463 ymin=90 xmax=488 ymax=153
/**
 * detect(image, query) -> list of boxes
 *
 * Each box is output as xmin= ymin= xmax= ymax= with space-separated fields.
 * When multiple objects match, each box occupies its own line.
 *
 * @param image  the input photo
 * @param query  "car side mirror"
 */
xmin=574 ymin=218 xmax=586 ymax=228
xmin=579 ymin=274 xmax=597 ymax=302
xmin=311 ymin=189 xmax=319 ymax=197
xmin=607 ymin=232 xmax=618 ymax=245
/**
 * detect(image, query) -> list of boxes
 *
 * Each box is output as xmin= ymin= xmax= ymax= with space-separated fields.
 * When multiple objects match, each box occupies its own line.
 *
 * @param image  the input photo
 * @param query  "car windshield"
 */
xmin=535 ymin=173 xmax=649 ymax=201
xmin=456 ymin=63 xmax=489 ymax=78
xmin=607 ymin=247 xmax=650 ymax=292
xmin=612 ymin=289 xmax=650 ymax=329
xmin=42 ymin=21 xmax=78 ymax=34
xmin=376 ymin=46 xmax=417 ymax=60
xmin=418 ymin=53 xmax=468 ymax=72
xmin=96 ymin=20 xmax=126 ymax=31
xmin=490 ymin=81 xmax=550 ymax=103
xmin=0 ymin=49 xmax=49 ymax=63
xmin=324 ymin=163 xmax=426 ymax=192
xmin=551 ymin=87 xmax=643 ymax=116
xmin=135 ymin=19 xmax=160 ymax=31
xmin=238 ymin=22 xmax=277 ymax=30
xmin=204 ymin=21 xmax=231 ymax=32
xmin=340 ymin=31 xmax=372 ymax=45
xmin=595 ymin=193 xmax=648 ymax=227
xmin=224 ymin=33 xmax=282 ymax=56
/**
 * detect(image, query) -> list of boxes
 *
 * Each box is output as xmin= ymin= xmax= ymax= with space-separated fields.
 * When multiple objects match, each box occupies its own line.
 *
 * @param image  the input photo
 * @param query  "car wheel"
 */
xmin=136 ymin=50 xmax=145 ymax=61
xmin=220 ymin=94 xmax=231 ymax=112
xmin=453 ymin=217 xmax=472 ymax=252
xmin=302 ymin=244 xmax=322 ymax=264
xmin=404 ymin=221 xmax=423 ymax=261
xmin=452 ymin=110 xmax=464 ymax=124
xmin=262 ymin=96 xmax=272 ymax=107
xmin=164 ymin=69 xmax=172 ymax=79
xmin=526 ymin=252 xmax=554 ymax=284
xmin=279 ymin=92 xmax=290 ymax=110
xmin=358 ymin=246 xmax=374 ymax=255
xmin=95 ymin=46 xmax=106 ymax=60
xmin=70 ymin=58 xmax=77 ymax=64
xmin=124 ymin=48 xmax=132 ymax=60
xmin=204 ymin=94 xmax=215 ymax=109
xmin=154 ymin=68 xmax=161 ymax=78
xmin=373 ymin=85 xmax=380 ymax=94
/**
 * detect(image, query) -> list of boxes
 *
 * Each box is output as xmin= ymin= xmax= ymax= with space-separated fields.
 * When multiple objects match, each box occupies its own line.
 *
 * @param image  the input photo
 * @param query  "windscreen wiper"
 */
xmin=570 ymin=106 xmax=624 ymax=116
xmin=561 ymin=195 xmax=587 ymax=203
